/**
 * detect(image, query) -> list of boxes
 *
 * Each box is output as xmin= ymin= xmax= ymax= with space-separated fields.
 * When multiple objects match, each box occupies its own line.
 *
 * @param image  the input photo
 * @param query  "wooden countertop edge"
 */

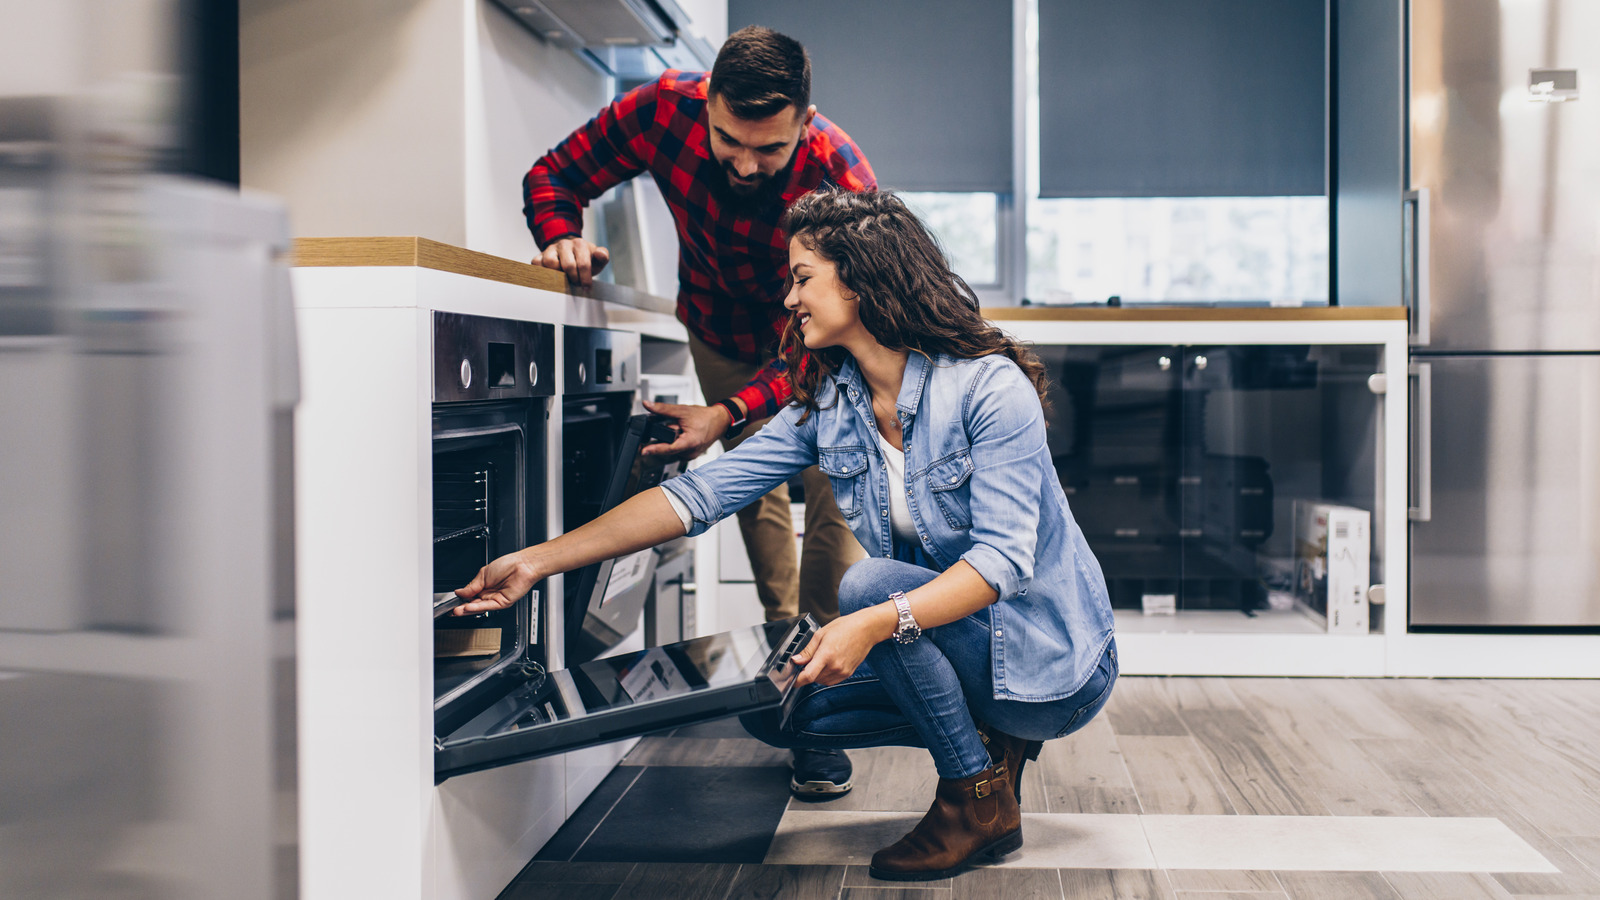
xmin=981 ymin=306 xmax=1409 ymax=322
xmin=290 ymin=239 xmax=1401 ymax=324
xmin=290 ymin=236 xmax=677 ymax=315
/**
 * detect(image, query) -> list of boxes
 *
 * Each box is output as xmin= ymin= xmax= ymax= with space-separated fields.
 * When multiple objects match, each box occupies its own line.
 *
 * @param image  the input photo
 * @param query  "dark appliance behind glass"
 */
xmin=1040 ymin=344 xmax=1380 ymax=616
xmin=561 ymin=326 xmax=646 ymax=660
xmin=567 ymin=415 xmax=687 ymax=661
xmin=431 ymin=312 xmax=553 ymax=715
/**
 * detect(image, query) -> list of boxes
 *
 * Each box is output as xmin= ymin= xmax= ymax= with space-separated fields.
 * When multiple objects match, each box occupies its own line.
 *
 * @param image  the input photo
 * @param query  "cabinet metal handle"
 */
xmin=1405 ymin=189 xmax=1431 ymax=346
xmin=1409 ymin=361 xmax=1432 ymax=522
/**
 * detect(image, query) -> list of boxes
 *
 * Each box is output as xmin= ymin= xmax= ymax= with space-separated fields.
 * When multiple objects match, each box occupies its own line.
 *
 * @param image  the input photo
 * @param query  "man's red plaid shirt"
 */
xmin=524 ymin=70 xmax=876 ymax=420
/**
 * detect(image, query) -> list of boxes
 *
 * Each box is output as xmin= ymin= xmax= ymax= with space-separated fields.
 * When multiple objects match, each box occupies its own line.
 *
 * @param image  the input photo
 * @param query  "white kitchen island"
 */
xmin=290 ymin=238 xmax=701 ymax=900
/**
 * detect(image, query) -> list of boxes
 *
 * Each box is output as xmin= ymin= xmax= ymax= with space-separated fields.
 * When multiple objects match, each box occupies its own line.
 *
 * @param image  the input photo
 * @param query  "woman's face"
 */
xmin=784 ymin=237 xmax=867 ymax=351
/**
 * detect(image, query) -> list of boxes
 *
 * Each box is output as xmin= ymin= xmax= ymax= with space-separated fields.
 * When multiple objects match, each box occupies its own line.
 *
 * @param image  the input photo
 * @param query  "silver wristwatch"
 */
xmin=890 ymin=591 xmax=922 ymax=644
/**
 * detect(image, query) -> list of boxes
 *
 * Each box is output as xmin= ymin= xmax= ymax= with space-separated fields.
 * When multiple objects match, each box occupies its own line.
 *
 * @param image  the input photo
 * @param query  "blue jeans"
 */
xmin=741 ymin=557 xmax=1119 ymax=779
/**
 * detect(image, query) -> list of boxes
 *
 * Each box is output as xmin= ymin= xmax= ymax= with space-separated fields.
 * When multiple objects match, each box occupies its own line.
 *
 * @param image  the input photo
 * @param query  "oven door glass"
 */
xmin=432 ymin=415 xmax=536 ymax=709
xmin=434 ymin=618 xmax=809 ymax=782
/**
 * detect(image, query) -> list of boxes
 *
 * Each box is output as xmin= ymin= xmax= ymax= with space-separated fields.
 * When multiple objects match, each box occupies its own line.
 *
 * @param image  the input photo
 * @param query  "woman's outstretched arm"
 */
xmin=450 ymin=487 xmax=686 ymax=615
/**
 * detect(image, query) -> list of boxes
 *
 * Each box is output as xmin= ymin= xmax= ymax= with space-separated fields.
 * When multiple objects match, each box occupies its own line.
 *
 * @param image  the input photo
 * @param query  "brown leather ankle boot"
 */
xmin=978 ymin=725 xmax=1044 ymax=803
xmin=868 ymin=762 xmax=1023 ymax=881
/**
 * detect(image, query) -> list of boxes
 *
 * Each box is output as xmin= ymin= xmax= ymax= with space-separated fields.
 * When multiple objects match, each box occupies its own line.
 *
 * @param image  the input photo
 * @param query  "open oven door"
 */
xmin=432 ymin=615 xmax=815 ymax=782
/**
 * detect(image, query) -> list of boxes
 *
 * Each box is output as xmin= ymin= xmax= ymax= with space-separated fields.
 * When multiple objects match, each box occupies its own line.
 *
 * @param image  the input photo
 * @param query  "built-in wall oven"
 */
xmin=561 ymin=326 xmax=644 ymax=662
xmin=430 ymin=312 xmax=553 ymax=724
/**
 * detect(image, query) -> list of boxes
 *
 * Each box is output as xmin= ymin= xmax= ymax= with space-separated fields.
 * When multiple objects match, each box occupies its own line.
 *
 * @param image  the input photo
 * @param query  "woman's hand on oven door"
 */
xmin=639 ymin=399 xmax=726 ymax=460
xmin=453 ymin=550 xmax=543 ymax=615
xmin=791 ymin=605 xmax=895 ymax=687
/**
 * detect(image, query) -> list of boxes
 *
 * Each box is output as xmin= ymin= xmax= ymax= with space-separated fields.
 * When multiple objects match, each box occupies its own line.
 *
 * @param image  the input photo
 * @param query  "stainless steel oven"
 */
xmin=561 ymin=326 xmax=643 ymax=661
xmin=431 ymin=312 xmax=553 ymax=718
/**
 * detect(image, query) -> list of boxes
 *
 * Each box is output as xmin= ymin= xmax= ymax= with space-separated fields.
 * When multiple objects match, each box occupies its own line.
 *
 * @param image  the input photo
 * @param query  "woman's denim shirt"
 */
xmin=662 ymin=351 xmax=1115 ymax=702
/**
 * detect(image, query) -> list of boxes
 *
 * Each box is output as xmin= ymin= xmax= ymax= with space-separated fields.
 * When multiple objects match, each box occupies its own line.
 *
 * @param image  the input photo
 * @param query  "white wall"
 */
xmin=463 ymin=1 xmax=609 ymax=262
xmin=241 ymin=0 xmax=469 ymax=243
xmin=242 ymin=0 xmax=729 ymax=256
xmin=677 ymin=0 xmax=729 ymax=44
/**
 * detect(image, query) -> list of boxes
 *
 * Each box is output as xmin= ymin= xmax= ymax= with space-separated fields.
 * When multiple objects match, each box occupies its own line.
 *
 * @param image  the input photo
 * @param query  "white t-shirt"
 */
xmin=874 ymin=430 xmax=918 ymax=544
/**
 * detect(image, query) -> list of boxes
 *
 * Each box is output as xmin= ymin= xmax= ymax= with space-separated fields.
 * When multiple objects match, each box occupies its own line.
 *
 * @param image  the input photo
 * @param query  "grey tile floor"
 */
xmin=504 ymin=677 xmax=1600 ymax=899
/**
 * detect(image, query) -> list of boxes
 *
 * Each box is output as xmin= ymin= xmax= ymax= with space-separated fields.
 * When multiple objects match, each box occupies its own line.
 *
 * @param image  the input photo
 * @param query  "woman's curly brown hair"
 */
xmin=778 ymin=188 xmax=1050 ymax=421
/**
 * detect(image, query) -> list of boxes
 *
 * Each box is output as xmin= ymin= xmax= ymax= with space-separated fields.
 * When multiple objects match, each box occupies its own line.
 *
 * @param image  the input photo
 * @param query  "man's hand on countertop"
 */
xmin=535 ymin=237 xmax=610 ymax=286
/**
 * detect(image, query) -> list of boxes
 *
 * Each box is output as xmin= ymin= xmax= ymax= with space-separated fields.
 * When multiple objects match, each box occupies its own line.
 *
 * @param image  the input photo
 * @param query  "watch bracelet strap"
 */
xmin=715 ymin=398 xmax=746 ymax=437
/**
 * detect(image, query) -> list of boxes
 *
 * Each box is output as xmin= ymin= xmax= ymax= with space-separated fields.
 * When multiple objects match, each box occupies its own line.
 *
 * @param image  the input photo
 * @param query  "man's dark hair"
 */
xmin=708 ymin=26 xmax=810 ymax=119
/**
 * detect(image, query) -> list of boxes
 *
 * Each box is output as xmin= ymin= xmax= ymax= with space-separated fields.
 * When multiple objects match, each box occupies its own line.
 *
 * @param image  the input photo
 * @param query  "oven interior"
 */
xmin=431 ymin=405 xmax=547 ymax=734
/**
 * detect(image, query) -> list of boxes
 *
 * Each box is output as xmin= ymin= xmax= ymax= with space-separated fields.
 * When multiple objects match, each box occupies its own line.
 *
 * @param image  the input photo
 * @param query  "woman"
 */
xmin=454 ymin=188 xmax=1117 ymax=881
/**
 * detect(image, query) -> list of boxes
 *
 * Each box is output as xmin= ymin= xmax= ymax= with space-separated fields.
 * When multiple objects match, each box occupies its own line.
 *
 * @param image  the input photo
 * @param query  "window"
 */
xmin=1026 ymin=196 xmax=1329 ymax=305
xmin=900 ymin=192 xmax=1001 ymax=288
xmin=1022 ymin=0 xmax=1329 ymax=306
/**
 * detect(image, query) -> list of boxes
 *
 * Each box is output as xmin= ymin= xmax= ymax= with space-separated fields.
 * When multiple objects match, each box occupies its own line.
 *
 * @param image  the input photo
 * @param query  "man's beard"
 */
xmin=709 ymin=156 xmax=792 ymax=213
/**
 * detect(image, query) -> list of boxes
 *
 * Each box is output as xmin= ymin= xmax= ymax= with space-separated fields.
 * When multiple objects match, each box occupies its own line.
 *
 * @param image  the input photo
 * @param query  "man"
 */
xmin=524 ymin=26 xmax=870 ymax=798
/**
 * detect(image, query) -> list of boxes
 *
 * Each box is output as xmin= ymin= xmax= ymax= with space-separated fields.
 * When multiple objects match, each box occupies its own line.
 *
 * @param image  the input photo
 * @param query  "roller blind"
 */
xmin=1038 ymin=0 xmax=1325 ymax=198
xmin=727 ymin=0 xmax=1013 ymax=193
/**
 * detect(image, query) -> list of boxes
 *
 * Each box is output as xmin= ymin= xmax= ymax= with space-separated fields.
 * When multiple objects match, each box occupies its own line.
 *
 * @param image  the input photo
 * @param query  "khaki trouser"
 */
xmin=688 ymin=332 xmax=866 ymax=624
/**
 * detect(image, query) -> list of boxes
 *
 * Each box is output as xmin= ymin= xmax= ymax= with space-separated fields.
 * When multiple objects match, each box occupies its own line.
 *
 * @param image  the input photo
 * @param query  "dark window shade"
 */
xmin=727 ymin=0 xmax=1013 ymax=193
xmin=1038 ymin=0 xmax=1325 ymax=198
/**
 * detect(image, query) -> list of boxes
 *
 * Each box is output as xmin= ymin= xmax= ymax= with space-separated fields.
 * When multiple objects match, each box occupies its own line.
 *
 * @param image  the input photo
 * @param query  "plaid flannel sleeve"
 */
xmin=523 ymin=80 xmax=657 ymax=249
xmin=730 ymin=357 xmax=793 ymax=423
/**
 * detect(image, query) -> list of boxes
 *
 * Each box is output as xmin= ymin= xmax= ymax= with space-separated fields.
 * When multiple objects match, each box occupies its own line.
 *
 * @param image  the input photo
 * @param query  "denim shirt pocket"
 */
xmin=817 ymin=446 xmax=870 ymax=520
xmin=927 ymin=450 xmax=975 ymax=530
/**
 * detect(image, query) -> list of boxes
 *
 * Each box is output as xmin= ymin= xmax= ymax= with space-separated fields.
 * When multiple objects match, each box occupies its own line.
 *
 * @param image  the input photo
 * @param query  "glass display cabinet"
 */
xmin=987 ymin=309 xmax=1408 ymax=676
xmin=1037 ymin=343 xmax=1385 ymax=630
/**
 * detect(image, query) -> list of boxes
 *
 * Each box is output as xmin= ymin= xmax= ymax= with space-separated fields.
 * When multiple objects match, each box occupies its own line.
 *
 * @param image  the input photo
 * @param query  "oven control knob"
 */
xmin=577 ymin=362 xmax=586 ymax=384
xmin=528 ymin=361 xmax=539 ymax=387
xmin=459 ymin=358 xmax=472 ymax=389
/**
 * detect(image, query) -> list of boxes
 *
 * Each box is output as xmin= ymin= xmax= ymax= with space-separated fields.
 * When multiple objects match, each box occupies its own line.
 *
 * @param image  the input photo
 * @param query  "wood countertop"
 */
xmin=291 ymin=236 xmax=676 ymax=316
xmin=292 ymin=237 xmax=1406 ymax=324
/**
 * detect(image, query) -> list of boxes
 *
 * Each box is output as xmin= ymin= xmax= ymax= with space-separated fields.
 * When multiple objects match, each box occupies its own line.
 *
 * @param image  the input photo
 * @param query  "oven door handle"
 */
xmin=433 ymin=592 xmax=470 ymax=618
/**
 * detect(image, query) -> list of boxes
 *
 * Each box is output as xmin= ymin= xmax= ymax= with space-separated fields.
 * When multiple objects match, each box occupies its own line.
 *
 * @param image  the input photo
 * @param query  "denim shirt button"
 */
xmin=881 ymin=509 xmax=888 ymax=517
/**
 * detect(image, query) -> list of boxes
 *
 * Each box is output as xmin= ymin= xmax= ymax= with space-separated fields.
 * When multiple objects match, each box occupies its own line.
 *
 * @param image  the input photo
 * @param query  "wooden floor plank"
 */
xmin=793 ymin=747 xmax=939 ymax=813
xmin=1353 ymin=737 xmax=1600 ymax=896
xmin=843 ymin=864 xmax=951 ymax=890
xmin=505 ymin=862 xmax=637 ymax=885
xmin=1296 ymin=679 xmax=1423 ymax=740
xmin=1058 ymin=868 xmax=1175 ymax=899
xmin=1227 ymin=679 xmax=1425 ymax=817
xmin=726 ymin=864 xmax=847 ymax=900
xmin=1273 ymin=871 xmax=1399 ymax=900
xmin=1166 ymin=870 xmax=1282 ymax=892
xmin=1038 ymin=713 xmax=1141 ymax=814
xmin=1160 ymin=677 xmax=1249 ymax=716
xmin=950 ymin=867 xmax=1064 ymax=899
xmin=613 ymin=862 xmax=742 ymax=900
xmin=499 ymin=883 xmax=620 ymax=900
xmin=1366 ymin=680 xmax=1600 ymax=837
xmin=1179 ymin=709 xmax=1327 ymax=816
xmin=1380 ymin=872 xmax=1512 ymax=900
xmin=1104 ymin=677 xmax=1190 ymax=737
xmin=1119 ymin=735 xmax=1237 ymax=815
